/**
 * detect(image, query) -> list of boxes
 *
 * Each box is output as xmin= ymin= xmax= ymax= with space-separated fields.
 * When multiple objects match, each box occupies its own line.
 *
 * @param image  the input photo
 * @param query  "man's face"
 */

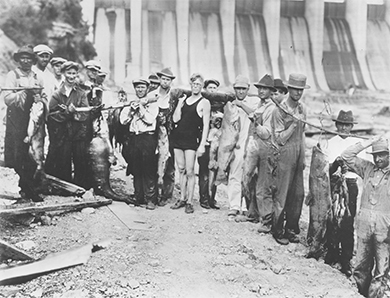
xmin=206 ymin=83 xmax=218 ymax=93
xmin=288 ymin=87 xmax=304 ymax=102
xmin=335 ymin=122 xmax=353 ymax=137
xmin=36 ymin=53 xmax=51 ymax=69
xmin=64 ymin=68 xmax=78 ymax=85
xmin=191 ymin=79 xmax=203 ymax=95
xmin=52 ymin=63 xmax=63 ymax=77
xmin=373 ymin=152 xmax=389 ymax=169
xmin=135 ymin=84 xmax=148 ymax=98
xmin=257 ymin=86 xmax=272 ymax=100
xmin=159 ymin=75 xmax=172 ymax=90
xmin=234 ymin=87 xmax=249 ymax=101
xmin=149 ymin=82 xmax=160 ymax=92
xmin=87 ymin=69 xmax=98 ymax=81
xmin=118 ymin=92 xmax=127 ymax=102
xmin=272 ymin=88 xmax=286 ymax=104
xmin=96 ymin=75 xmax=105 ymax=85
xmin=18 ymin=54 xmax=34 ymax=71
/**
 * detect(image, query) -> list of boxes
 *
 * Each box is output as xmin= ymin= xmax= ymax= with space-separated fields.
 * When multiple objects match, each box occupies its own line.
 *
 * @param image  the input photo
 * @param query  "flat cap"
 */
xmin=33 ymin=44 xmax=53 ymax=55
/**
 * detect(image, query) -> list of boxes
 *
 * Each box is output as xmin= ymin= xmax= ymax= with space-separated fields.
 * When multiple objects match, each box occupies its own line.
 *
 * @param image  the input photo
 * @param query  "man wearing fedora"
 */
xmin=3 ymin=45 xmax=45 ymax=201
xmin=341 ymin=135 xmax=390 ymax=298
xmin=323 ymin=110 xmax=369 ymax=276
xmin=271 ymin=73 xmax=309 ymax=245
xmin=272 ymin=78 xmax=288 ymax=104
xmin=120 ymin=78 xmax=159 ymax=210
xmin=242 ymin=74 xmax=277 ymax=230
xmin=153 ymin=67 xmax=191 ymax=206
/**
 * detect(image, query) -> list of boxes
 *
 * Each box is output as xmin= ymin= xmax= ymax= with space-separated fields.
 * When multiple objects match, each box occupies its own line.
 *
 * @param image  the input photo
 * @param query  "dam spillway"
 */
xmin=89 ymin=0 xmax=390 ymax=92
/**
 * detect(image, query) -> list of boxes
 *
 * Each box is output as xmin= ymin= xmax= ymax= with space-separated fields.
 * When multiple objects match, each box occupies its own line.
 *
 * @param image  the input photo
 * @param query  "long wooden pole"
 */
xmin=248 ymin=94 xmax=369 ymax=140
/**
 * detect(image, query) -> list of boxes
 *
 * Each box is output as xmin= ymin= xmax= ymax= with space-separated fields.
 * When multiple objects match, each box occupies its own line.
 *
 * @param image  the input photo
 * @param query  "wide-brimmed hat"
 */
xmin=367 ymin=138 xmax=389 ymax=155
xmin=61 ymin=61 xmax=79 ymax=72
xmin=50 ymin=57 xmax=67 ymax=66
xmin=33 ymin=44 xmax=53 ymax=56
xmin=148 ymin=73 xmax=160 ymax=84
xmin=84 ymin=60 xmax=101 ymax=71
xmin=254 ymin=74 xmax=276 ymax=92
xmin=274 ymin=78 xmax=288 ymax=94
xmin=285 ymin=73 xmax=310 ymax=89
xmin=204 ymin=79 xmax=220 ymax=89
xmin=132 ymin=77 xmax=150 ymax=87
xmin=332 ymin=110 xmax=357 ymax=124
xmin=156 ymin=67 xmax=175 ymax=79
xmin=13 ymin=45 xmax=36 ymax=62
xmin=233 ymin=75 xmax=250 ymax=89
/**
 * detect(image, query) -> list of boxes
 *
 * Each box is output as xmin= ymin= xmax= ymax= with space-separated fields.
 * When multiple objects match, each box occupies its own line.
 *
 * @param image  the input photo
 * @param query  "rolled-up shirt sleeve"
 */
xmin=139 ymin=101 xmax=159 ymax=125
xmin=341 ymin=142 xmax=372 ymax=179
xmin=120 ymin=106 xmax=132 ymax=125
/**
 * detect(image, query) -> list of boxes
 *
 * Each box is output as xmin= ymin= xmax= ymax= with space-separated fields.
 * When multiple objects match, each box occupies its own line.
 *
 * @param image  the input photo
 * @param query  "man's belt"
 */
xmin=345 ymin=177 xmax=357 ymax=183
xmin=129 ymin=131 xmax=155 ymax=136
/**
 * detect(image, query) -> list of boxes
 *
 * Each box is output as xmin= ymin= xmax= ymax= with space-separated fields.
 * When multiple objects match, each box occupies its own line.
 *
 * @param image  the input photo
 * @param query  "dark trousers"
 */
xmin=197 ymin=145 xmax=217 ymax=203
xmin=326 ymin=179 xmax=358 ymax=263
xmin=126 ymin=133 xmax=158 ymax=203
xmin=161 ymin=144 xmax=175 ymax=200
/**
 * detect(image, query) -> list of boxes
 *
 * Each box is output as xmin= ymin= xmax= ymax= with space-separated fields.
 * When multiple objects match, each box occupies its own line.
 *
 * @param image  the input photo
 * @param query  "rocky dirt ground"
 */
xmin=1 ymin=89 xmax=389 ymax=298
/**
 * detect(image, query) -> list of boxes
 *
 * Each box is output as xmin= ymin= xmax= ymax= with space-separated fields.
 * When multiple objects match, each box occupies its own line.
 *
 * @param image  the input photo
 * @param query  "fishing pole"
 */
xmin=0 ymin=86 xmax=44 ymax=91
xmin=248 ymin=94 xmax=369 ymax=140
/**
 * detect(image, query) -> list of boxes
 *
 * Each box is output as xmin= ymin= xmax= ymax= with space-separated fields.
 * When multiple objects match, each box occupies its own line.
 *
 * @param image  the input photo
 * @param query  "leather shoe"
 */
xmin=185 ymin=203 xmax=194 ymax=214
xmin=209 ymin=200 xmax=220 ymax=209
xmin=257 ymin=223 xmax=271 ymax=234
xmin=158 ymin=199 xmax=168 ymax=207
xmin=171 ymin=200 xmax=186 ymax=209
xmin=285 ymin=232 xmax=300 ymax=243
xmin=200 ymin=201 xmax=211 ymax=209
xmin=273 ymin=235 xmax=289 ymax=245
xmin=146 ymin=202 xmax=156 ymax=210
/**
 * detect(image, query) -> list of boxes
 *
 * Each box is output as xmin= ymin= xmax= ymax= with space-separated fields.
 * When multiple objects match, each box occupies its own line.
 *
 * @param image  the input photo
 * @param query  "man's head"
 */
xmin=204 ymin=79 xmax=220 ymax=93
xmin=33 ymin=44 xmax=53 ymax=70
xmin=233 ymin=75 xmax=250 ymax=101
xmin=133 ymin=78 xmax=150 ymax=98
xmin=273 ymin=78 xmax=288 ymax=104
xmin=189 ymin=73 xmax=204 ymax=95
xmin=118 ymin=88 xmax=127 ymax=102
xmin=286 ymin=73 xmax=310 ymax=102
xmin=369 ymin=138 xmax=390 ymax=169
xmin=148 ymin=73 xmax=160 ymax=92
xmin=96 ymin=68 xmax=108 ymax=85
xmin=157 ymin=67 xmax=175 ymax=90
xmin=84 ymin=60 xmax=101 ymax=82
xmin=50 ymin=57 xmax=67 ymax=78
xmin=61 ymin=61 xmax=79 ymax=85
xmin=333 ymin=110 xmax=357 ymax=138
xmin=13 ymin=45 xmax=36 ymax=71
xmin=254 ymin=74 xmax=276 ymax=100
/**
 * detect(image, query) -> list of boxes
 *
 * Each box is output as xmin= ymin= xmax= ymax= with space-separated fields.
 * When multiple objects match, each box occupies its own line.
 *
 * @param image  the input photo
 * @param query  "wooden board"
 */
xmin=0 ymin=240 xmax=34 ymax=262
xmin=0 ymin=244 xmax=93 ymax=285
xmin=0 ymin=198 xmax=112 ymax=216
xmin=106 ymin=202 xmax=151 ymax=231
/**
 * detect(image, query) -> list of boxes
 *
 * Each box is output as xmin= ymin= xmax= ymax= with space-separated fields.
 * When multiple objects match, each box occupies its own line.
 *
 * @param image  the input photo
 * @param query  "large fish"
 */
xmin=157 ymin=125 xmax=170 ymax=187
xmin=305 ymin=143 xmax=332 ymax=260
xmin=241 ymin=134 xmax=259 ymax=206
xmin=87 ymin=117 xmax=130 ymax=203
xmin=215 ymin=102 xmax=240 ymax=185
xmin=208 ymin=126 xmax=222 ymax=194
xmin=24 ymin=101 xmax=46 ymax=181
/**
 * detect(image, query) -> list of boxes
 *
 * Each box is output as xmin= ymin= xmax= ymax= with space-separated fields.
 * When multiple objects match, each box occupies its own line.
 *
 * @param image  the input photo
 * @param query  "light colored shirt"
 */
xmin=341 ymin=142 xmax=390 ymax=213
xmin=32 ymin=65 xmax=56 ymax=100
xmin=120 ymin=98 xmax=159 ymax=134
xmin=235 ymin=96 xmax=260 ymax=147
xmin=322 ymin=135 xmax=372 ymax=179
xmin=252 ymin=98 xmax=275 ymax=140
xmin=156 ymin=87 xmax=171 ymax=109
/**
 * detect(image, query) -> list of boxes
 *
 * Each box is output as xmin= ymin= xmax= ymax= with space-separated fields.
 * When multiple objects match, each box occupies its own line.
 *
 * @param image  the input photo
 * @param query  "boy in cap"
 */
xmin=271 ymin=73 xmax=309 ymax=245
xmin=3 ymin=45 xmax=45 ymax=202
xmin=45 ymin=61 xmax=90 ymax=188
xmin=272 ymin=78 xmax=288 ymax=104
xmin=120 ymin=78 xmax=159 ymax=209
xmin=341 ymin=136 xmax=390 ymax=298
xmin=32 ymin=44 xmax=56 ymax=100
xmin=50 ymin=57 xmax=67 ymax=91
xmin=148 ymin=73 xmax=160 ymax=92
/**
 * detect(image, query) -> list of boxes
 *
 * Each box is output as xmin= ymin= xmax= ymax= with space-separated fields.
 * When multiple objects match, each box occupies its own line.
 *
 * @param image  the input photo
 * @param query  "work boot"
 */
xmin=341 ymin=260 xmax=352 ymax=277
xmin=146 ymin=201 xmax=156 ymax=210
xmin=200 ymin=196 xmax=211 ymax=209
xmin=209 ymin=198 xmax=220 ymax=210
xmin=158 ymin=198 xmax=168 ymax=207
xmin=171 ymin=200 xmax=186 ymax=209
xmin=257 ymin=223 xmax=271 ymax=234
xmin=185 ymin=203 xmax=194 ymax=214
xmin=273 ymin=234 xmax=289 ymax=245
xmin=285 ymin=231 xmax=300 ymax=243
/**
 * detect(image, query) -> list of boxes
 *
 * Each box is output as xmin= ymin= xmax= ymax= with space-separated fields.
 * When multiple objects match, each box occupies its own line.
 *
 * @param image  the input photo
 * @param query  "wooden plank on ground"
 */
xmin=45 ymin=174 xmax=86 ymax=197
xmin=0 ymin=243 xmax=93 ymax=285
xmin=0 ymin=240 xmax=34 ymax=262
xmin=0 ymin=198 xmax=112 ymax=216
xmin=106 ymin=201 xmax=151 ymax=231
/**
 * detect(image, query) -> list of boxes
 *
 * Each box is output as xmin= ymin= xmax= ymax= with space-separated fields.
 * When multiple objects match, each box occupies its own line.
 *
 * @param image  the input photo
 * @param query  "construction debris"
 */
xmin=0 ymin=240 xmax=34 ymax=262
